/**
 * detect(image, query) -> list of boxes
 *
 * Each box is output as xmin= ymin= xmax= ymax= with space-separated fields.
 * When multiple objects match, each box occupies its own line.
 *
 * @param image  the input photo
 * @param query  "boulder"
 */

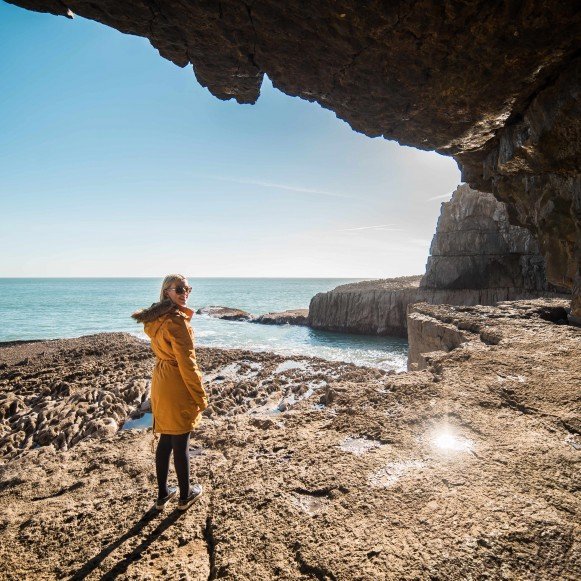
xmin=196 ymin=306 xmax=254 ymax=321
xmin=253 ymin=309 xmax=309 ymax=326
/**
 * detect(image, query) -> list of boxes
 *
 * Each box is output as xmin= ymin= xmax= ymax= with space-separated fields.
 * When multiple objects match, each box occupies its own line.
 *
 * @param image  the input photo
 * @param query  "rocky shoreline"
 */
xmin=0 ymin=334 xmax=374 ymax=462
xmin=0 ymin=299 xmax=579 ymax=579
xmin=308 ymin=186 xmax=571 ymax=337
xmin=197 ymin=306 xmax=309 ymax=326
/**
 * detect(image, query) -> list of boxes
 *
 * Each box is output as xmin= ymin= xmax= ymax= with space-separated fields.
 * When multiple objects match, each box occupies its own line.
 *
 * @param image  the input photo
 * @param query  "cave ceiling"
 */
xmin=7 ymin=0 xmax=581 ymax=318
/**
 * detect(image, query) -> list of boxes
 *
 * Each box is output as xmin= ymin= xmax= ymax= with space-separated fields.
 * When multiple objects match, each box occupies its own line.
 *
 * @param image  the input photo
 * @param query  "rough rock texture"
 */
xmin=309 ymin=276 xmax=422 ymax=337
xmin=196 ymin=307 xmax=310 ymax=326
xmin=0 ymin=334 xmax=151 ymax=459
xmin=8 ymin=0 xmax=581 ymax=317
xmin=1 ymin=302 xmax=580 ymax=579
xmin=253 ymin=309 xmax=309 ymax=326
xmin=308 ymin=187 xmax=571 ymax=337
xmin=422 ymin=184 xmax=552 ymax=291
xmin=308 ymin=276 xmax=566 ymax=338
xmin=406 ymin=298 xmax=571 ymax=370
xmin=0 ymin=334 xmax=364 ymax=460
xmin=196 ymin=305 xmax=253 ymax=321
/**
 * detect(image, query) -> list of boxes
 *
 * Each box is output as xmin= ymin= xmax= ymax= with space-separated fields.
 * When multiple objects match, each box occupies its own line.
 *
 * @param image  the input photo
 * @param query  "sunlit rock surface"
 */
xmin=196 ymin=306 xmax=253 ymax=321
xmin=253 ymin=309 xmax=309 ymax=326
xmin=308 ymin=276 xmax=423 ymax=337
xmin=308 ymin=186 xmax=569 ymax=336
xmin=0 ymin=304 xmax=579 ymax=578
xmin=406 ymin=298 xmax=572 ymax=371
xmin=8 ymin=0 xmax=580 ymax=316
xmin=0 ymin=334 xmax=365 ymax=460
xmin=421 ymin=184 xmax=552 ymax=291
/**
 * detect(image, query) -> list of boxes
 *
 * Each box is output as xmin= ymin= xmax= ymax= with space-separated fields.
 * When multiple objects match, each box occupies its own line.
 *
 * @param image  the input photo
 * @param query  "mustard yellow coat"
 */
xmin=133 ymin=300 xmax=208 ymax=435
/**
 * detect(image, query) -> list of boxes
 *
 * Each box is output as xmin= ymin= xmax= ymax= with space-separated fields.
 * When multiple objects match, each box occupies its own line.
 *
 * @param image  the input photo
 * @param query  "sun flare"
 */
xmin=432 ymin=430 xmax=474 ymax=453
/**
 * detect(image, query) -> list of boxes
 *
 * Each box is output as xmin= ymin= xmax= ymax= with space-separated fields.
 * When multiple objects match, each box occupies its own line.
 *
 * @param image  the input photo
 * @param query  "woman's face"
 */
xmin=164 ymin=278 xmax=191 ymax=308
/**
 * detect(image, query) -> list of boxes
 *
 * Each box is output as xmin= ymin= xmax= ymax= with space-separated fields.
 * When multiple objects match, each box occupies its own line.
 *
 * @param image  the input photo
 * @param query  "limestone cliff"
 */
xmin=8 ymin=0 xmax=580 ymax=317
xmin=308 ymin=281 xmax=563 ymax=338
xmin=421 ymin=184 xmax=553 ymax=291
xmin=308 ymin=276 xmax=424 ymax=338
xmin=309 ymin=185 xmax=569 ymax=336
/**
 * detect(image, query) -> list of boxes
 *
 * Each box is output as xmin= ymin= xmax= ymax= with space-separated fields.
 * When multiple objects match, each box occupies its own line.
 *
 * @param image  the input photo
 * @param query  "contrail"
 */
xmin=203 ymin=175 xmax=354 ymax=199
xmin=426 ymin=192 xmax=453 ymax=201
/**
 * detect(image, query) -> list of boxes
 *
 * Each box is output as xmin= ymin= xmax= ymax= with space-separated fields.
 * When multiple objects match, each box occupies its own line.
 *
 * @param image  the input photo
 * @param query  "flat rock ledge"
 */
xmin=196 ymin=305 xmax=253 ymax=321
xmin=0 ymin=300 xmax=579 ymax=579
xmin=197 ymin=305 xmax=309 ymax=326
xmin=252 ymin=309 xmax=309 ymax=326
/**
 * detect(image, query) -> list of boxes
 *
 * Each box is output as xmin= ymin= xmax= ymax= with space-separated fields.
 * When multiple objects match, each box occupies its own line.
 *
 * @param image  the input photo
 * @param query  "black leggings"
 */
xmin=155 ymin=432 xmax=191 ymax=500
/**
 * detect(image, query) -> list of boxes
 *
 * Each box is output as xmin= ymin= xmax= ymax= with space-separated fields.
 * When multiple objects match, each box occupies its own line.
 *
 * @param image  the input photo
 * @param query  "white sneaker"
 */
xmin=177 ymin=483 xmax=203 ymax=511
xmin=155 ymin=486 xmax=178 ymax=511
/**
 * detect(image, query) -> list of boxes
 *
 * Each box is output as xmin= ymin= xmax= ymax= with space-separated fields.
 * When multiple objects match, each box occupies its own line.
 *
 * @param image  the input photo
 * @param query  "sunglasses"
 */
xmin=168 ymin=285 xmax=192 ymax=295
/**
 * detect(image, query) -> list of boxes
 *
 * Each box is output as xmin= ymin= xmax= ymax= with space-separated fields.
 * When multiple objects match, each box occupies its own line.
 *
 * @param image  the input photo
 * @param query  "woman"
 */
xmin=132 ymin=274 xmax=208 ymax=511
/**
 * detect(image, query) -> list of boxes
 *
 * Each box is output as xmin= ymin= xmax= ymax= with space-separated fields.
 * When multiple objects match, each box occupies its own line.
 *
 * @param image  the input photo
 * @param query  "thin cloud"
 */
xmin=426 ymin=192 xmax=453 ymax=201
xmin=411 ymin=238 xmax=432 ymax=247
xmin=204 ymin=175 xmax=353 ymax=199
xmin=341 ymin=224 xmax=403 ymax=232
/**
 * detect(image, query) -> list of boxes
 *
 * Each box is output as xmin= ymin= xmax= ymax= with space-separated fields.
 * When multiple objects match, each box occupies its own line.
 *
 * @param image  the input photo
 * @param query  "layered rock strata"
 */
xmin=309 ymin=186 xmax=569 ymax=336
xmin=0 ymin=301 xmax=579 ymax=578
xmin=422 ymin=184 xmax=552 ymax=291
xmin=309 ymin=276 xmax=422 ymax=337
xmin=8 ymin=0 xmax=581 ymax=316
xmin=308 ymin=277 xmax=564 ymax=338
xmin=407 ymin=299 xmax=571 ymax=370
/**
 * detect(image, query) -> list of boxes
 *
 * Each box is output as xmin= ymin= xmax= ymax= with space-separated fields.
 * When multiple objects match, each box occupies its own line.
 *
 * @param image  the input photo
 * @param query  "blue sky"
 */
xmin=0 ymin=2 xmax=460 ymax=277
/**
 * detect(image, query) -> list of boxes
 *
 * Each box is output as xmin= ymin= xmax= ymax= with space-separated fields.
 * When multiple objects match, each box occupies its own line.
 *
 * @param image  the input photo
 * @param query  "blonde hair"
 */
xmin=159 ymin=274 xmax=187 ymax=302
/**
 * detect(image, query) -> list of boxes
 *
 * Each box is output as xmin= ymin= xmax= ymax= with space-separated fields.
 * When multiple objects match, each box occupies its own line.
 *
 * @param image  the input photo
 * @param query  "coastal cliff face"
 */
xmin=421 ymin=184 xmax=551 ymax=291
xmin=309 ymin=185 xmax=568 ymax=337
xmin=308 ymin=276 xmax=423 ymax=338
xmin=308 ymin=282 xmax=564 ymax=338
xmin=1 ymin=302 xmax=579 ymax=578
xmin=9 ymin=0 xmax=580 ymax=318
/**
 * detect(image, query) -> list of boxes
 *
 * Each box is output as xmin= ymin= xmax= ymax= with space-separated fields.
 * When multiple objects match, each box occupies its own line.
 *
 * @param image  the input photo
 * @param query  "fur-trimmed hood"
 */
xmin=131 ymin=299 xmax=178 ymax=323
xmin=132 ymin=300 xmax=194 ymax=339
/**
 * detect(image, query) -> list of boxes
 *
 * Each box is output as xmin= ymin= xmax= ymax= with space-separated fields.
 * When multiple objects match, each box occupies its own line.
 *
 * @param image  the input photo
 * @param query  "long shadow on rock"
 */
xmin=70 ymin=507 xmax=186 ymax=580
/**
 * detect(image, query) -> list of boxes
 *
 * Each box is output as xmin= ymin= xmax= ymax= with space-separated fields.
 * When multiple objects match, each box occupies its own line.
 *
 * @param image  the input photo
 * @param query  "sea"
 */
xmin=0 ymin=278 xmax=407 ymax=371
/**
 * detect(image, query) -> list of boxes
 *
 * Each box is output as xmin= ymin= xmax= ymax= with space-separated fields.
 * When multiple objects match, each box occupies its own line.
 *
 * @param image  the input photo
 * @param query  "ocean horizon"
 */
xmin=0 ymin=277 xmax=408 ymax=371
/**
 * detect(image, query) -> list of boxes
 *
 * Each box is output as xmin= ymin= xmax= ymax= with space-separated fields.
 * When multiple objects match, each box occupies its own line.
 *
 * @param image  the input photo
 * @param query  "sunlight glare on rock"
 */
xmin=432 ymin=430 xmax=474 ymax=453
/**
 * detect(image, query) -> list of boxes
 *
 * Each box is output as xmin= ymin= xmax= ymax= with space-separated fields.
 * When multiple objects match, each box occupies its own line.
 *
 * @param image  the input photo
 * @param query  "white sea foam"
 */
xmin=275 ymin=360 xmax=310 ymax=374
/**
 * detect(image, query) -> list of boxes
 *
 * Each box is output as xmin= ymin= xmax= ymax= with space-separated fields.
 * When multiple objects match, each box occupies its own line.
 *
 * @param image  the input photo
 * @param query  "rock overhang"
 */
xmin=6 ymin=0 xmax=581 ymax=317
